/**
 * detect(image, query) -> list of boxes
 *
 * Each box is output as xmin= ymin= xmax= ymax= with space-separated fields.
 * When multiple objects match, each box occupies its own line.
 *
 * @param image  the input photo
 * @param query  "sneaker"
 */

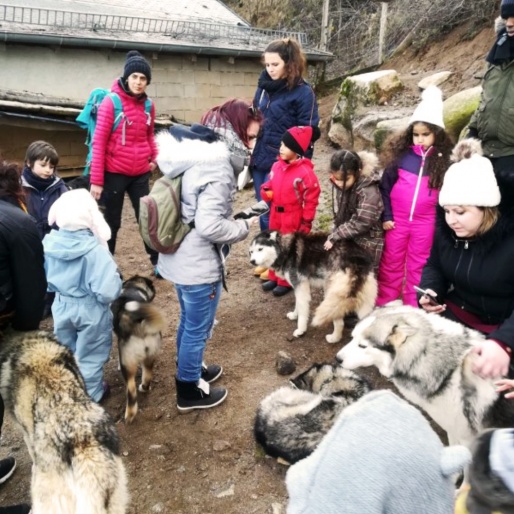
xmin=253 ymin=266 xmax=267 ymax=276
xmin=201 ymin=363 xmax=223 ymax=383
xmin=0 ymin=505 xmax=31 ymax=514
xmin=262 ymin=280 xmax=278 ymax=292
xmin=272 ymin=285 xmax=293 ymax=297
xmin=0 ymin=457 xmax=16 ymax=485
xmin=176 ymin=378 xmax=227 ymax=413
xmin=259 ymin=269 xmax=270 ymax=281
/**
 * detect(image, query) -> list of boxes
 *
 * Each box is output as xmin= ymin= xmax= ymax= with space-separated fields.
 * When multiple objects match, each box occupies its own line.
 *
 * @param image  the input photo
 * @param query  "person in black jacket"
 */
xmin=419 ymin=139 xmax=513 ymax=379
xmin=0 ymin=159 xmax=46 ymax=513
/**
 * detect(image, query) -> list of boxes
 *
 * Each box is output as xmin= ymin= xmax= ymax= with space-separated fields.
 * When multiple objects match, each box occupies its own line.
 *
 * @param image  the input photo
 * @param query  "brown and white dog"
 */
xmin=111 ymin=275 xmax=166 ymax=423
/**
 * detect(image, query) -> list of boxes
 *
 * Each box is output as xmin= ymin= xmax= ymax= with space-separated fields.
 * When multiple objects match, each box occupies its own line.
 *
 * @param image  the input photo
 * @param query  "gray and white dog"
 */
xmin=336 ymin=304 xmax=514 ymax=448
xmin=249 ymin=231 xmax=377 ymax=343
xmin=0 ymin=330 xmax=128 ymax=513
xmin=254 ymin=363 xmax=372 ymax=464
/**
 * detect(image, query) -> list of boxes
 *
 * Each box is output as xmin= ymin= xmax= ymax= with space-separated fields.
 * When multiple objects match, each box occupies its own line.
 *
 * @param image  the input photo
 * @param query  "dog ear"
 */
xmin=388 ymin=319 xmax=417 ymax=348
xmin=269 ymin=231 xmax=279 ymax=241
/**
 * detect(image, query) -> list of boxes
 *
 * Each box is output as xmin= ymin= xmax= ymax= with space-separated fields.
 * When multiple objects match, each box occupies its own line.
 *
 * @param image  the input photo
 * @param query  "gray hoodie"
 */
xmin=155 ymin=127 xmax=250 ymax=285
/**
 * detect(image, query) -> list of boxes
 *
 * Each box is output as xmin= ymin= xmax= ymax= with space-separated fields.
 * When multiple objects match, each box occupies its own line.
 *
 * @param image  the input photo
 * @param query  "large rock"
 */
xmin=329 ymin=70 xmax=403 ymax=147
xmin=418 ymin=71 xmax=452 ymax=90
xmin=374 ymin=116 xmax=411 ymax=150
xmin=353 ymin=111 xmax=402 ymax=151
xmin=443 ymin=86 xmax=482 ymax=141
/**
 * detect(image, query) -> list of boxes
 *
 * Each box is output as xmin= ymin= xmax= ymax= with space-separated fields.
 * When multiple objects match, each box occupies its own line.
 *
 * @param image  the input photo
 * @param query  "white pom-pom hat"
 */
xmin=410 ymin=85 xmax=445 ymax=129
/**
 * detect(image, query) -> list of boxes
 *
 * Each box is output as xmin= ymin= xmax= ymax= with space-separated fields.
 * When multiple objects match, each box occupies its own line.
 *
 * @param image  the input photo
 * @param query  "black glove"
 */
xmin=234 ymin=200 xmax=270 ymax=220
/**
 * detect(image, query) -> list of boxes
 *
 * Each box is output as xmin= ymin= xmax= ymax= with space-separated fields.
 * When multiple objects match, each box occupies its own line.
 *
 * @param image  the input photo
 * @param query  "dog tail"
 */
xmin=312 ymin=272 xmax=377 ymax=327
xmin=119 ymin=301 xmax=166 ymax=336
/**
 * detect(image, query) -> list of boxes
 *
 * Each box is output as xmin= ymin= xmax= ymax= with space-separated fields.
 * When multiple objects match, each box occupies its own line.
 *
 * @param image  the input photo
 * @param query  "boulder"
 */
xmin=374 ymin=116 xmax=411 ymax=150
xmin=329 ymin=70 xmax=403 ymax=147
xmin=418 ymin=71 xmax=452 ymax=90
xmin=328 ymin=121 xmax=352 ymax=149
xmin=443 ymin=86 xmax=482 ymax=142
xmin=354 ymin=109 xmax=411 ymax=151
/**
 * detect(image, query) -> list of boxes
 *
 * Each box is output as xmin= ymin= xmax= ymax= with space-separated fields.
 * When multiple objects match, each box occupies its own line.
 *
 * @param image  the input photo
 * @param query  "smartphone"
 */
xmin=413 ymin=286 xmax=441 ymax=306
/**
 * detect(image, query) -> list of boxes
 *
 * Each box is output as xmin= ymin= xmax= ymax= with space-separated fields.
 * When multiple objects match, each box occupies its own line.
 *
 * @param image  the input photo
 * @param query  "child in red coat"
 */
xmin=261 ymin=126 xmax=321 ymax=296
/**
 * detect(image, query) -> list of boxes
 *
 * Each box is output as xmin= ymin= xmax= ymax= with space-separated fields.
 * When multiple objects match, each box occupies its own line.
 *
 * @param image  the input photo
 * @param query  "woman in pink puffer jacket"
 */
xmin=90 ymin=50 xmax=159 ymax=272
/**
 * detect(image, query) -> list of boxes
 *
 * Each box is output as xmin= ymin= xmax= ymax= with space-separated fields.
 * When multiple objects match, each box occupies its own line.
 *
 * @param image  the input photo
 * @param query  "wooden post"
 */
xmin=320 ymin=0 xmax=330 ymax=52
xmin=378 ymin=2 xmax=388 ymax=64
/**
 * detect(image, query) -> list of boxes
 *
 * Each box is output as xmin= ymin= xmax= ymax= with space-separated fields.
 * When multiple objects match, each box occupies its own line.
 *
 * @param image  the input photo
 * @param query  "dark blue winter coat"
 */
xmin=251 ymin=71 xmax=319 ymax=174
xmin=22 ymin=168 xmax=68 ymax=239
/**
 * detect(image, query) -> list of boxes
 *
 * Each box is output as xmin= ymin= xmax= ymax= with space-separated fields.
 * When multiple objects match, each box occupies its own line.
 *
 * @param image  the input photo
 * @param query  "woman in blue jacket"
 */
xmin=251 ymin=39 xmax=320 ymax=279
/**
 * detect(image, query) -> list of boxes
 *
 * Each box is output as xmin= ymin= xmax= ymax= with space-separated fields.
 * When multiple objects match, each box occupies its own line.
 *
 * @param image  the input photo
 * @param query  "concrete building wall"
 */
xmin=0 ymin=44 xmax=263 ymax=123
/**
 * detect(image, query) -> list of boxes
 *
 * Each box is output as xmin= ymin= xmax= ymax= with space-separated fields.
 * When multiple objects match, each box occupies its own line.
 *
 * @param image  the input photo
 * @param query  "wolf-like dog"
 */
xmin=249 ymin=231 xmax=377 ymax=343
xmin=111 ymin=275 xmax=166 ymax=423
xmin=336 ymin=305 xmax=514 ymax=449
xmin=0 ymin=330 xmax=128 ymax=513
xmin=254 ymin=363 xmax=371 ymax=464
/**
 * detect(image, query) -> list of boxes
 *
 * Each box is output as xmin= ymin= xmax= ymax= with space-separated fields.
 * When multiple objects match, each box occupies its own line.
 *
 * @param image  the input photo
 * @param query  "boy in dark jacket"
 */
xmin=21 ymin=140 xmax=68 ymax=318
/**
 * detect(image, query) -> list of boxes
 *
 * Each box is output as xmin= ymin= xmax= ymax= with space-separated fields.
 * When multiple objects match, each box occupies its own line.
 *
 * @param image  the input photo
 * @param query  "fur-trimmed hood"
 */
xmin=357 ymin=150 xmax=382 ymax=186
xmin=496 ymin=16 xmax=506 ymax=35
xmin=156 ymin=125 xmax=230 ymax=179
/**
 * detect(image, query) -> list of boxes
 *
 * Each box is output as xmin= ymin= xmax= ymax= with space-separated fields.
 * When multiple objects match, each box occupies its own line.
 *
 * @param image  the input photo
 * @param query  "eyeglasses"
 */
xmin=249 ymin=105 xmax=261 ymax=117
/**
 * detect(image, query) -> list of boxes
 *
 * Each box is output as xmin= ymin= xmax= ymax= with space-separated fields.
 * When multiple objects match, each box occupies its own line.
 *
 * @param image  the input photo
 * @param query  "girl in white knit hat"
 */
xmin=43 ymin=189 xmax=122 ymax=402
xmin=419 ymin=139 xmax=513 ymax=381
xmin=376 ymin=86 xmax=454 ymax=307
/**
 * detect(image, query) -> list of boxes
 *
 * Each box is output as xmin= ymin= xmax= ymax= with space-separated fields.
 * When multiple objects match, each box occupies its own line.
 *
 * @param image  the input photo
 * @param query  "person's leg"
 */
xmin=403 ymin=220 xmax=436 ymax=307
xmin=52 ymin=298 xmax=78 ymax=354
xmin=173 ymin=282 xmax=227 ymax=411
xmin=126 ymin=172 xmax=159 ymax=266
xmin=252 ymin=168 xmax=270 ymax=231
xmin=74 ymin=303 xmax=113 ymax=402
xmin=376 ymin=221 xmax=410 ymax=306
xmin=101 ymin=172 xmax=130 ymax=255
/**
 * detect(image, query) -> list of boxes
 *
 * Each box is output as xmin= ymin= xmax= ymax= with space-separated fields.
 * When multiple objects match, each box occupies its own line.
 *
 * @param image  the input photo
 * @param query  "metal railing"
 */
xmin=0 ymin=4 xmax=309 ymax=47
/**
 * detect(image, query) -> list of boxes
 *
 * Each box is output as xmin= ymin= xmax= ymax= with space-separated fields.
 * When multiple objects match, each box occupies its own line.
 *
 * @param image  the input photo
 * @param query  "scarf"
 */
xmin=203 ymin=118 xmax=249 ymax=173
xmin=256 ymin=70 xmax=289 ymax=95
xmin=486 ymin=29 xmax=514 ymax=65
xmin=22 ymin=166 xmax=55 ymax=192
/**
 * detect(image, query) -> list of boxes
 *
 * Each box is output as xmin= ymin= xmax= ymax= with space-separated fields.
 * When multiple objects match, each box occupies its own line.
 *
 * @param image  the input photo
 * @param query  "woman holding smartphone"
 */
xmin=419 ymin=139 xmax=514 ymax=380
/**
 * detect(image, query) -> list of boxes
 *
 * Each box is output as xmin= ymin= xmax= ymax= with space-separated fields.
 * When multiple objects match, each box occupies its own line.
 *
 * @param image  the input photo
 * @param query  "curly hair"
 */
xmin=262 ymin=38 xmax=306 ymax=90
xmin=380 ymin=122 xmax=454 ymax=190
xmin=0 ymin=160 xmax=25 ymax=207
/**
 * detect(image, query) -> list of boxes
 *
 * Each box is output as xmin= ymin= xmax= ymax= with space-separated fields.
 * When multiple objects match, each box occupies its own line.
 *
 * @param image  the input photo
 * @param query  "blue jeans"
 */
xmin=175 ymin=281 xmax=222 ymax=382
xmin=252 ymin=168 xmax=270 ymax=231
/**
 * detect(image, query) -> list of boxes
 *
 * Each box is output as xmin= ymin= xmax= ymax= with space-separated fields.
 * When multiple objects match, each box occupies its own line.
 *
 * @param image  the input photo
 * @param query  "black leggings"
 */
xmin=100 ymin=171 xmax=158 ymax=264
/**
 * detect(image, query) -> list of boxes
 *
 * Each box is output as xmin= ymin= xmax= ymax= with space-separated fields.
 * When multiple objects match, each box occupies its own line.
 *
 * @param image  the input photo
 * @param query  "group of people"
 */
xmin=2 ymin=0 xmax=514 ymax=509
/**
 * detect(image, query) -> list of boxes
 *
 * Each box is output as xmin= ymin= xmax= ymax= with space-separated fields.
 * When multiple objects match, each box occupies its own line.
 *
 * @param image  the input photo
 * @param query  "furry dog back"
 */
xmin=249 ymin=231 xmax=377 ymax=342
xmin=111 ymin=275 xmax=166 ymax=423
xmin=254 ymin=363 xmax=372 ymax=464
xmin=0 ymin=330 xmax=128 ymax=514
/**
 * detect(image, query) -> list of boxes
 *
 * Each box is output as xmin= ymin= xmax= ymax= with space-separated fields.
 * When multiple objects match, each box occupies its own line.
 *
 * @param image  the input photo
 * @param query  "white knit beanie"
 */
xmin=409 ymin=85 xmax=445 ymax=129
xmin=439 ymin=139 xmax=501 ymax=207
xmin=48 ymin=189 xmax=111 ymax=248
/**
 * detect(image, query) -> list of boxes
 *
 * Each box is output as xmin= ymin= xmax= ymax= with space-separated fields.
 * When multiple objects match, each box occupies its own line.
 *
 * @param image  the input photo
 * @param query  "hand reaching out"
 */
xmin=495 ymin=378 xmax=514 ymax=398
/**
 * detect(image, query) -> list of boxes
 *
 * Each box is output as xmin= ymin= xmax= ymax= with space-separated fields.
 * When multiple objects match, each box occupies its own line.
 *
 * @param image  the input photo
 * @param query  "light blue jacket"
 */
xmin=43 ymin=229 xmax=121 ymax=304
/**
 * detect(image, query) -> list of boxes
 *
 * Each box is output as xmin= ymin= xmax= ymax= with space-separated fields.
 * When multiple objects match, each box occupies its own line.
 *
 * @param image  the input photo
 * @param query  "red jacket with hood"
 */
xmin=90 ymin=79 xmax=158 ymax=186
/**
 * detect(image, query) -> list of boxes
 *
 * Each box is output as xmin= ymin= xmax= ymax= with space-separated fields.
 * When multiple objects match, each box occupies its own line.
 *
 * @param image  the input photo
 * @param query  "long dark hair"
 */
xmin=0 ymin=160 xmax=26 ymax=207
xmin=330 ymin=149 xmax=362 ymax=220
xmin=262 ymin=38 xmax=306 ymax=90
xmin=381 ymin=122 xmax=454 ymax=189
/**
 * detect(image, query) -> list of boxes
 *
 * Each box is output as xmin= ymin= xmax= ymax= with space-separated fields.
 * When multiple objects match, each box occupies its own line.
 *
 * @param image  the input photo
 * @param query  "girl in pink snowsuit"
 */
xmin=376 ymin=86 xmax=453 ymax=307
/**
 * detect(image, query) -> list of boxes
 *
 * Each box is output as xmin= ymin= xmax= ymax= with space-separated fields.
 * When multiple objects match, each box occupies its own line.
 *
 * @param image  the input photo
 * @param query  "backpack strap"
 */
xmin=107 ymin=92 xmax=124 ymax=132
xmin=144 ymin=98 xmax=152 ymax=126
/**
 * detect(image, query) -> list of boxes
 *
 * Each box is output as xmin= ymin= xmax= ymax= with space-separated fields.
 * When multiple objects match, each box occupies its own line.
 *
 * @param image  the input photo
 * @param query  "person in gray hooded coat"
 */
xmin=156 ymin=99 xmax=262 ymax=412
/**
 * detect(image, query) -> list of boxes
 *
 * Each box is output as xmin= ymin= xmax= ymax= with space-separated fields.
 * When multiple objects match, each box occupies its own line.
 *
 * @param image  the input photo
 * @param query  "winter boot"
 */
xmin=176 ymin=378 xmax=227 ymax=413
xmin=201 ymin=363 xmax=223 ymax=383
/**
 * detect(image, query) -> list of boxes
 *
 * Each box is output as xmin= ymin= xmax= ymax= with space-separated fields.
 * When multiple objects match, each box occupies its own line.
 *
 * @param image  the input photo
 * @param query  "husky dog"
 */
xmin=111 ymin=275 xmax=166 ymax=423
xmin=0 ymin=330 xmax=128 ymax=514
xmin=249 ymin=231 xmax=377 ymax=343
xmin=337 ymin=305 xmax=514 ymax=448
xmin=254 ymin=363 xmax=371 ymax=464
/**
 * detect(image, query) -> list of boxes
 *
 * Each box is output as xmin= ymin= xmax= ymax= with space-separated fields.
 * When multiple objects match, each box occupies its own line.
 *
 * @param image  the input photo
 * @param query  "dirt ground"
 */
xmin=0 ymin=20 xmax=495 ymax=514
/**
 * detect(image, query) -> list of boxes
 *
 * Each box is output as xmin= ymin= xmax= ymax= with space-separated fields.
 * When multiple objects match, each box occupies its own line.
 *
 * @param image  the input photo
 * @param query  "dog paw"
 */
xmin=287 ymin=311 xmax=298 ymax=320
xmin=293 ymin=329 xmax=305 ymax=338
xmin=325 ymin=334 xmax=342 ymax=344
